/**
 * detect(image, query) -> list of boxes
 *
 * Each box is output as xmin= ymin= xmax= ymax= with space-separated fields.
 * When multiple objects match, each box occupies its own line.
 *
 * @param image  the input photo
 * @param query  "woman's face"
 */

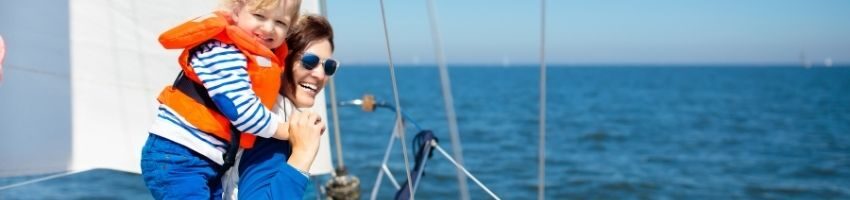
xmin=288 ymin=39 xmax=333 ymax=108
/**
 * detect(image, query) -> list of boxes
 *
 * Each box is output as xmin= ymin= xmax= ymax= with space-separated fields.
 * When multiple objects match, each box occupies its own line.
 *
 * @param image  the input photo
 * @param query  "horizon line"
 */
xmin=338 ymin=63 xmax=849 ymax=67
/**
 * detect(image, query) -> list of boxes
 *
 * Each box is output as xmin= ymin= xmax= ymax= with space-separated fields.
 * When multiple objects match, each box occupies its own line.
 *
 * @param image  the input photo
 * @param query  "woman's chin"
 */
xmin=293 ymin=98 xmax=315 ymax=108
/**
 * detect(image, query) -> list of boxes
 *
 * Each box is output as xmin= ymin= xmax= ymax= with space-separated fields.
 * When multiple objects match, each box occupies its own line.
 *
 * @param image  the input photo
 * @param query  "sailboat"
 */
xmin=800 ymin=51 xmax=812 ymax=68
xmin=0 ymin=0 xmax=333 ymax=198
xmin=0 ymin=0 xmax=546 ymax=199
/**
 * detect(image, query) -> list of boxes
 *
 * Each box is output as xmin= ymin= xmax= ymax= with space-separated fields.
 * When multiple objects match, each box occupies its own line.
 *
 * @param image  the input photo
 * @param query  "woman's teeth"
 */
xmin=299 ymin=83 xmax=318 ymax=92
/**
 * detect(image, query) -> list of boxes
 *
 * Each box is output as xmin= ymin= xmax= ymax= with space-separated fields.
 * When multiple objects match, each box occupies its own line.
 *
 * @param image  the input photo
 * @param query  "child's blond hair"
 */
xmin=219 ymin=0 xmax=301 ymax=24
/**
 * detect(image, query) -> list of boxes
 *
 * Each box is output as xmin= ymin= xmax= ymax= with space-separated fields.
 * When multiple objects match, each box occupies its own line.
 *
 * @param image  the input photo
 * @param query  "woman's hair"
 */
xmin=281 ymin=15 xmax=335 ymax=95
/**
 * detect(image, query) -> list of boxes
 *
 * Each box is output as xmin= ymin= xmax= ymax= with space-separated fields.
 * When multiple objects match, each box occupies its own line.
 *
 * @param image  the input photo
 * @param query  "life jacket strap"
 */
xmin=172 ymin=71 xmax=240 ymax=171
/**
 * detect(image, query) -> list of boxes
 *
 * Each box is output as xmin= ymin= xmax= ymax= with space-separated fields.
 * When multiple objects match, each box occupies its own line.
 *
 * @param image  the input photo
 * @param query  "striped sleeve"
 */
xmin=189 ymin=40 xmax=280 ymax=138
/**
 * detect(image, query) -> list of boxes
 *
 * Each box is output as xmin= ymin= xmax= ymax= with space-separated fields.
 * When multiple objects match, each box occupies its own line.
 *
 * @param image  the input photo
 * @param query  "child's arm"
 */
xmin=273 ymin=120 xmax=290 ymax=139
xmin=189 ymin=40 xmax=287 ymax=139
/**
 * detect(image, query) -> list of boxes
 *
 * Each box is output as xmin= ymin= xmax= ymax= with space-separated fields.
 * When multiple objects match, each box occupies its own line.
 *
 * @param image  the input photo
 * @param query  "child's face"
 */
xmin=233 ymin=0 xmax=298 ymax=49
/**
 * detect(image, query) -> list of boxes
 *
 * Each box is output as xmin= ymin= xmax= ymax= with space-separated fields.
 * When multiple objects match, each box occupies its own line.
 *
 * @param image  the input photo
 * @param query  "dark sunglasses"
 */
xmin=300 ymin=52 xmax=338 ymax=76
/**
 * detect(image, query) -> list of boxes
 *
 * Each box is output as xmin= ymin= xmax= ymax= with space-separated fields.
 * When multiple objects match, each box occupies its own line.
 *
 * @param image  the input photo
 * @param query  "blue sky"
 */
xmin=326 ymin=0 xmax=850 ymax=66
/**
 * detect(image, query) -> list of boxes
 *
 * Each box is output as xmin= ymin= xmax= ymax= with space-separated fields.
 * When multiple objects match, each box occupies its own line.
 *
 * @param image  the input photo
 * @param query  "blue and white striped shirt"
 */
xmin=149 ymin=40 xmax=281 ymax=165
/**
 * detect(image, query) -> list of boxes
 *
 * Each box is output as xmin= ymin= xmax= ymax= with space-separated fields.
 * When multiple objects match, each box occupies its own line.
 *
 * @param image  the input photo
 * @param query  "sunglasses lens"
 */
xmin=301 ymin=53 xmax=320 ymax=70
xmin=324 ymin=59 xmax=338 ymax=76
xmin=301 ymin=53 xmax=339 ymax=76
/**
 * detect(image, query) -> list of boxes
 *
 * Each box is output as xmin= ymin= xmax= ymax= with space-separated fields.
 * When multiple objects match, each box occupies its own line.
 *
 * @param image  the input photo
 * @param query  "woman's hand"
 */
xmin=272 ymin=121 xmax=290 ymax=140
xmin=285 ymin=111 xmax=325 ymax=171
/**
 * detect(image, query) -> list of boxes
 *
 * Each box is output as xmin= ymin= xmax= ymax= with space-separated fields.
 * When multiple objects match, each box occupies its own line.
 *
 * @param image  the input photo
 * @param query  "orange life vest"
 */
xmin=156 ymin=11 xmax=288 ymax=149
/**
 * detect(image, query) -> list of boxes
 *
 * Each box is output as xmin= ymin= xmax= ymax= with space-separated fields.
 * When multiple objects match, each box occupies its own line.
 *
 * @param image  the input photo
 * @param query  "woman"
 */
xmin=235 ymin=15 xmax=338 ymax=199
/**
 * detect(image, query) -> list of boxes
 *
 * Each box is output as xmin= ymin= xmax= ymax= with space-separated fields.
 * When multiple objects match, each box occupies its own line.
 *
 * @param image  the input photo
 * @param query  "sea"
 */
xmin=324 ymin=65 xmax=850 ymax=199
xmin=1 ymin=66 xmax=848 ymax=199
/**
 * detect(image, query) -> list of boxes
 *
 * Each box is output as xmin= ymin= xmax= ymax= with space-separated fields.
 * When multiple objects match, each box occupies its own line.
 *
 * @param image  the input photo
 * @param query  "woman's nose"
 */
xmin=310 ymin=63 xmax=326 ymax=78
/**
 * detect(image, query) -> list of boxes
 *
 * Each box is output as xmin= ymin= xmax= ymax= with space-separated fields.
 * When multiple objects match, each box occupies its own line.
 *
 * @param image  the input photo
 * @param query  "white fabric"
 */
xmin=221 ymin=149 xmax=243 ymax=200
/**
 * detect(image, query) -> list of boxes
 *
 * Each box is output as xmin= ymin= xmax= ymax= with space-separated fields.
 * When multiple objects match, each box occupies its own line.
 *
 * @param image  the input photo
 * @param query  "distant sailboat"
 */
xmin=800 ymin=51 xmax=812 ymax=68
xmin=824 ymin=57 xmax=833 ymax=67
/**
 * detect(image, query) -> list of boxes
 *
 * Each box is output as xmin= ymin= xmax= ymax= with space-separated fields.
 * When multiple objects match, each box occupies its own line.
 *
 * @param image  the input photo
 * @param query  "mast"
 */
xmin=314 ymin=0 xmax=363 ymax=199
xmin=299 ymin=0 xmax=336 ymax=177
xmin=537 ymin=0 xmax=547 ymax=199
xmin=424 ymin=0 xmax=469 ymax=199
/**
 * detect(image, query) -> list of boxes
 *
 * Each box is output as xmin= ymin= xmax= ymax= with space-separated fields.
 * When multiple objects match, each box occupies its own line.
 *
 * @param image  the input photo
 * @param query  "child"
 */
xmin=140 ymin=0 xmax=322 ymax=199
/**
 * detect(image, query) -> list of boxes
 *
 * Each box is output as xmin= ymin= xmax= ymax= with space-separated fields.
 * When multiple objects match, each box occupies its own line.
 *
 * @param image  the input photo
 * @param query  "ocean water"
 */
xmin=324 ymin=66 xmax=850 ymax=199
xmin=1 ymin=66 xmax=847 ymax=199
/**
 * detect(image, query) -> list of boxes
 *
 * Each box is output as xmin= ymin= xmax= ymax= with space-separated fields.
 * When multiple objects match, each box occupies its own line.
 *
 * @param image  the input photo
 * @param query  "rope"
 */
xmin=537 ymin=0 xmax=547 ymax=199
xmin=424 ymin=1 xmax=469 ymax=199
xmin=378 ymin=105 xmax=424 ymax=131
xmin=433 ymin=143 xmax=501 ymax=200
xmin=377 ymin=0 xmax=415 ymax=199
xmin=0 ymin=170 xmax=83 ymax=191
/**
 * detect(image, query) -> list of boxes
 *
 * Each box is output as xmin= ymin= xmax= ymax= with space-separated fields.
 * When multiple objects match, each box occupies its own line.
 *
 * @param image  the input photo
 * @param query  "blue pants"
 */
xmin=141 ymin=134 xmax=224 ymax=200
xmin=237 ymin=137 xmax=309 ymax=199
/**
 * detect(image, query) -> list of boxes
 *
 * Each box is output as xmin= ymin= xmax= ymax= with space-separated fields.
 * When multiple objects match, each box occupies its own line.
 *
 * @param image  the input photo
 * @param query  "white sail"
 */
xmin=0 ymin=0 xmax=332 ymax=177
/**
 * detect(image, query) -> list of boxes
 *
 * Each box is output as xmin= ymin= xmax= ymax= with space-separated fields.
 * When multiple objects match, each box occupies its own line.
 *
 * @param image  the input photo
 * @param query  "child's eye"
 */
xmin=252 ymin=13 xmax=266 ymax=20
xmin=275 ymin=20 xmax=287 ymax=27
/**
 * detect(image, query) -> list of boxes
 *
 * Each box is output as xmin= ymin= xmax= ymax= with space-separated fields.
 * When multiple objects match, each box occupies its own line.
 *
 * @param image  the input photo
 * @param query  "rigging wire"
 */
xmin=370 ymin=122 xmax=403 ymax=200
xmin=537 ymin=0 xmax=548 ymax=199
xmin=433 ymin=143 xmax=501 ymax=200
xmin=377 ymin=0 xmax=416 ymax=198
xmin=328 ymin=57 xmax=345 ymax=169
xmin=318 ymin=0 xmax=347 ymax=172
xmin=424 ymin=0 xmax=469 ymax=199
